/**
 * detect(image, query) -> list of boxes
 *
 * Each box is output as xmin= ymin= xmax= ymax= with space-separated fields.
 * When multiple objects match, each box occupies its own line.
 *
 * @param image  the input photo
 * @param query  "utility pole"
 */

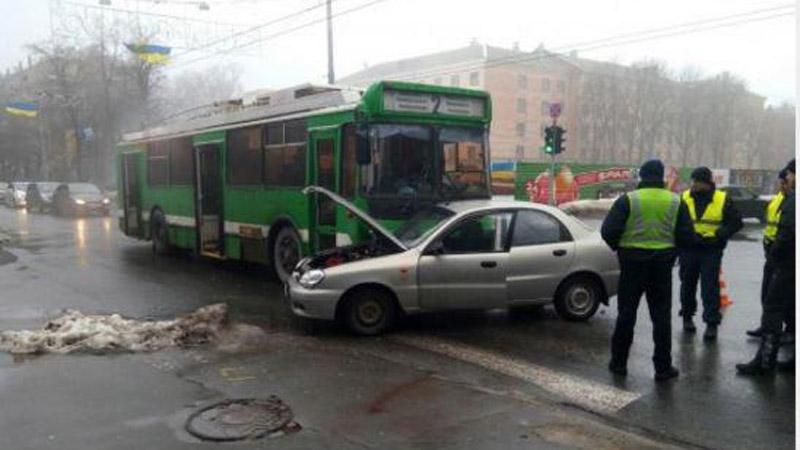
xmin=326 ymin=0 xmax=335 ymax=84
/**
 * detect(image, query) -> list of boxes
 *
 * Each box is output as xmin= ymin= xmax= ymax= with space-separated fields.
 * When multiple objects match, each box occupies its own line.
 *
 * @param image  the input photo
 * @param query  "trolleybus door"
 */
xmin=195 ymin=144 xmax=224 ymax=257
xmin=122 ymin=152 xmax=141 ymax=237
xmin=309 ymin=128 xmax=339 ymax=252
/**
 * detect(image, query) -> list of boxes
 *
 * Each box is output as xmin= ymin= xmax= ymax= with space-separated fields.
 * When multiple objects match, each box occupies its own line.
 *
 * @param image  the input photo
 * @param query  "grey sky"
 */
xmin=2 ymin=0 xmax=796 ymax=105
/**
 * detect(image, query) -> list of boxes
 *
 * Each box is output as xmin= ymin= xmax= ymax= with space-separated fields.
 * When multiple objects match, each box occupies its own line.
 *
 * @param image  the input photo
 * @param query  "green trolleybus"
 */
xmin=116 ymin=81 xmax=492 ymax=281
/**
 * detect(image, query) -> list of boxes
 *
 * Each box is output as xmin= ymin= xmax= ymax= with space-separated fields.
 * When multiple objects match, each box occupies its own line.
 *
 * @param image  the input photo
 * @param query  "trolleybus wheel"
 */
xmin=272 ymin=226 xmax=302 ymax=283
xmin=151 ymin=210 xmax=170 ymax=256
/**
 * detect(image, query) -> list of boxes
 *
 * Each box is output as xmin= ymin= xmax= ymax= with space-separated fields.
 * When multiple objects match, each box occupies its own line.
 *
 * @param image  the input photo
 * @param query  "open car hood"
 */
xmin=302 ymin=185 xmax=408 ymax=251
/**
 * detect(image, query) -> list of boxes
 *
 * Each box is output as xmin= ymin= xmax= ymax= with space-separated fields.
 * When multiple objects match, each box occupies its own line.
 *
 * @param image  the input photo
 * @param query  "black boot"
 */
xmin=777 ymin=358 xmax=795 ymax=374
xmin=704 ymin=324 xmax=718 ymax=341
xmin=683 ymin=316 xmax=696 ymax=333
xmin=655 ymin=366 xmax=680 ymax=382
xmin=746 ymin=326 xmax=763 ymax=338
xmin=737 ymin=333 xmax=780 ymax=376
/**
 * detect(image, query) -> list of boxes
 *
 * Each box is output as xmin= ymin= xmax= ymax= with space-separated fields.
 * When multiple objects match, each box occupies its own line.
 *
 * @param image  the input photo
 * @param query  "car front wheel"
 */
xmin=554 ymin=276 xmax=602 ymax=322
xmin=341 ymin=287 xmax=397 ymax=336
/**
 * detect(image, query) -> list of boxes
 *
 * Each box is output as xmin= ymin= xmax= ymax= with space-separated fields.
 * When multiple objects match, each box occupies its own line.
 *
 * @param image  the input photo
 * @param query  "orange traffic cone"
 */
xmin=720 ymin=271 xmax=733 ymax=308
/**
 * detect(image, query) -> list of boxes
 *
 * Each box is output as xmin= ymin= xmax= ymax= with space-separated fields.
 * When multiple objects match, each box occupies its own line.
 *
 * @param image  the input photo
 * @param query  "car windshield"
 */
xmin=69 ymin=183 xmax=101 ymax=195
xmin=393 ymin=206 xmax=455 ymax=247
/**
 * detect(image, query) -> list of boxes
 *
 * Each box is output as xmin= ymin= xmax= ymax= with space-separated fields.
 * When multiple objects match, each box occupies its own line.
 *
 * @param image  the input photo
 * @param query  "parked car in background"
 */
xmin=25 ymin=182 xmax=61 ymax=213
xmin=5 ymin=182 xmax=29 ymax=208
xmin=286 ymin=186 xmax=620 ymax=335
xmin=720 ymin=185 xmax=768 ymax=223
xmin=52 ymin=183 xmax=111 ymax=216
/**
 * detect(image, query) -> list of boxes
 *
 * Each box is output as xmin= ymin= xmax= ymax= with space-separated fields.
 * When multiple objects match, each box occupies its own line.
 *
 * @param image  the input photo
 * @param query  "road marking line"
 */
xmin=393 ymin=335 xmax=641 ymax=414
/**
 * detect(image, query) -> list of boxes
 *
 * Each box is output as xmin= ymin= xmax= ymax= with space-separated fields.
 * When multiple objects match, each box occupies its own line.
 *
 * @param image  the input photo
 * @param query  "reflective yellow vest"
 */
xmin=764 ymin=191 xmax=785 ymax=243
xmin=620 ymin=188 xmax=680 ymax=249
xmin=682 ymin=190 xmax=726 ymax=238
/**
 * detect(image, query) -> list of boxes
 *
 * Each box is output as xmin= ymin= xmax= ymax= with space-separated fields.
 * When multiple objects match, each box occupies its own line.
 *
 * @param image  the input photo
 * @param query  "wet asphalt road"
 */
xmin=0 ymin=207 xmax=793 ymax=450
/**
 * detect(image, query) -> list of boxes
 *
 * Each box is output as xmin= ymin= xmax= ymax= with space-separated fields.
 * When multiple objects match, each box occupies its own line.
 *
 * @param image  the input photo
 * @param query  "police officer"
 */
xmin=746 ymin=170 xmax=789 ymax=338
xmin=737 ymin=159 xmax=795 ymax=375
xmin=679 ymin=167 xmax=743 ymax=340
xmin=602 ymin=159 xmax=695 ymax=381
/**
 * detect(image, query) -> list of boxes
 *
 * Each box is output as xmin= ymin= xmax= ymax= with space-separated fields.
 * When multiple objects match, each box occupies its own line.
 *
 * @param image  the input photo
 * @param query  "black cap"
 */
xmin=691 ymin=166 xmax=713 ymax=185
xmin=639 ymin=159 xmax=664 ymax=182
xmin=779 ymin=169 xmax=788 ymax=180
xmin=783 ymin=159 xmax=795 ymax=174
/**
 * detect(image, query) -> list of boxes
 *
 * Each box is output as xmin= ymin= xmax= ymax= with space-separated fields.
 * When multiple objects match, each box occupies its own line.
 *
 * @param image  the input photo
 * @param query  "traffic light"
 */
xmin=543 ymin=126 xmax=555 ymax=154
xmin=554 ymin=126 xmax=566 ymax=154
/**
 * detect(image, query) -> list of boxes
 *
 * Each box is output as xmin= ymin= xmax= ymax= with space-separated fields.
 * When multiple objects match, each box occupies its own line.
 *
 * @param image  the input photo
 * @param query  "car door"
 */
xmin=418 ymin=210 xmax=513 ymax=311
xmin=507 ymin=209 xmax=576 ymax=303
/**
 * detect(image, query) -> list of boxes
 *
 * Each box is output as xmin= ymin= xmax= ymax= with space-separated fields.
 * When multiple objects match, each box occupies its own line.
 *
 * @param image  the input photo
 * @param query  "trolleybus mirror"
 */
xmin=356 ymin=125 xmax=371 ymax=165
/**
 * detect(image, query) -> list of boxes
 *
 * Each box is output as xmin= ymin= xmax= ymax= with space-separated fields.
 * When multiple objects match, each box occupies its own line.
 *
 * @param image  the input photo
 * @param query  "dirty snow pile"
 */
xmin=0 ymin=303 xmax=260 ymax=355
xmin=559 ymin=199 xmax=616 ymax=216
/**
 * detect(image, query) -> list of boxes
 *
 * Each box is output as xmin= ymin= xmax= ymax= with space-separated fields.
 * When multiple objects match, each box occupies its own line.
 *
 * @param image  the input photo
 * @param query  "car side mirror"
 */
xmin=425 ymin=240 xmax=445 ymax=256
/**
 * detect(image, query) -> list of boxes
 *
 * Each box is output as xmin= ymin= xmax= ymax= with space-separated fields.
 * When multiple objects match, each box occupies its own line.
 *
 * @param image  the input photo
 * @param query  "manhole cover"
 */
xmin=186 ymin=396 xmax=296 ymax=441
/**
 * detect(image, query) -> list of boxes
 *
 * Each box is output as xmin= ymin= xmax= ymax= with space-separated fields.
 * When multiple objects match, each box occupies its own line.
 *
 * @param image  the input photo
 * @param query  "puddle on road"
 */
xmin=0 ymin=249 xmax=17 ymax=266
xmin=529 ymin=422 xmax=672 ymax=450
xmin=0 ymin=303 xmax=268 ymax=355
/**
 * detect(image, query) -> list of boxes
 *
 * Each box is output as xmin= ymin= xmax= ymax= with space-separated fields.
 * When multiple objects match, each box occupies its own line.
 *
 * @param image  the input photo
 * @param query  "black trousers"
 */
xmin=761 ymin=265 xmax=796 ymax=335
xmin=761 ymin=244 xmax=793 ymax=333
xmin=611 ymin=257 xmax=674 ymax=372
xmin=679 ymin=248 xmax=723 ymax=325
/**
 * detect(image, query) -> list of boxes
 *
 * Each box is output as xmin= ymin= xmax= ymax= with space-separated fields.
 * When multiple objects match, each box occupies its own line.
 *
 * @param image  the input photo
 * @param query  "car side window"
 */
xmin=511 ymin=210 xmax=570 ymax=247
xmin=440 ymin=212 xmax=513 ymax=254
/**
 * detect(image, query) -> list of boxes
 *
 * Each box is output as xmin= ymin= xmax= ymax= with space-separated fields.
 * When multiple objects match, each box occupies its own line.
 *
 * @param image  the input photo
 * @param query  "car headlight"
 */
xmin=102 ymin=198 xmax=110 ymax=204
xmin=298 ymin=269 xmax=325 ymax=289
xmin=74 ymin=199 xmax=86 ymax=205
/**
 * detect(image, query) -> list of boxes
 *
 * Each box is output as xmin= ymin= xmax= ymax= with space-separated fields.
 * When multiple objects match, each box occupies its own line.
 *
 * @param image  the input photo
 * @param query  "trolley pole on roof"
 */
xmin=326 ymin=0 xmax=335 ymax=84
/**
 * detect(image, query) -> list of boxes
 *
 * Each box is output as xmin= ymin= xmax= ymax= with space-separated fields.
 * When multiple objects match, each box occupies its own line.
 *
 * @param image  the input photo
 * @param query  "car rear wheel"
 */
xmin=341 ymin=287 xmax=397 ymax=336
xmin=554 ymin=276 xmax=602 ymax=322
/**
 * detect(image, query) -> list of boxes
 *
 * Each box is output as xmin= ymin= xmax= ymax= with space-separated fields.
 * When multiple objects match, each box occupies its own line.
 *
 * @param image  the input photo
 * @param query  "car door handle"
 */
xmin=480 ymin=261 xmax=497 ymax=268
xmin=552 ymin=249 xmax=567 ymax=257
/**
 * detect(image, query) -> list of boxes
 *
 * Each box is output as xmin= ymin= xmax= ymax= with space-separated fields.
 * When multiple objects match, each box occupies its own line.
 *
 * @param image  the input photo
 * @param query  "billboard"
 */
xmin=515 ymin=162 xmax=691 ymax=205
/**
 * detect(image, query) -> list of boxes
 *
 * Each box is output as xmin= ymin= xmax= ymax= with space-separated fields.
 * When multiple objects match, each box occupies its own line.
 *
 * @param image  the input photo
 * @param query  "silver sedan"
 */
xmin=286 ymin=186 xmax=620 ymax=335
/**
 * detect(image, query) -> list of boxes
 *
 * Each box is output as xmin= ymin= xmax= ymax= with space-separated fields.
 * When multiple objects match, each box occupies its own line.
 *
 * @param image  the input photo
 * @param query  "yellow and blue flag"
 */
xmin=5 ymin=101 xmax=38 ymax=118
xmin=125 ymin=43 xmax=171 ymax=64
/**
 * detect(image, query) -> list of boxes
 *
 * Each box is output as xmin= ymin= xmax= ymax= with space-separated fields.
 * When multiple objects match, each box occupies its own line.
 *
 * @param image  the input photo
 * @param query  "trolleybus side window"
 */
xmin=147 ymin=141 xmax=169 ymax=186
xmin=264 ymin=119 xmax=307 ymax=187
xmin=228 ymin=126 xmax=263 ymax=185
xmin=169 ymin=137 xmax=194 ymax=185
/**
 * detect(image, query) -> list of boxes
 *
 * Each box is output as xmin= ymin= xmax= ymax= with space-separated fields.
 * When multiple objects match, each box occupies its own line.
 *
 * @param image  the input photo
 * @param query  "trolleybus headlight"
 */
xmin=298 ymin=269 xmax=325 ymax=289
xmin=74 ymin=199 xmax=86 ymax=205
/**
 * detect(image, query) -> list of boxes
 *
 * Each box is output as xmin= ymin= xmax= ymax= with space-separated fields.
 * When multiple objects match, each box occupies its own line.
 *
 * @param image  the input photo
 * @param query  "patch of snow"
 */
xmin=0 ymin=303 xmax=264 ymax=355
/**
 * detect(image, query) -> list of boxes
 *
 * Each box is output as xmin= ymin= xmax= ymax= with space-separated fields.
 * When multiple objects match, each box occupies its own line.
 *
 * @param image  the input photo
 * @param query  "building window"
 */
xmin=147 ymin=141 xmax=169 ymax=186
xmin=541 ymin=101 xmax=550 ymax=115
xmin=469 ymin=72 xmax=480 ymax=86
xmin=228 ymin=126 xmax=264 ymax=185
xmin=264 ymin=119 xmax=307 ymax=187
xmin=542 ymin=78 xmax=551 ymax=92
xmin=516 ymin=98 xmax=527 ymax=114
xmin=557 ymin=80 xmax=566 ymax=92
xmin=518 ymin=74 xmax=528 ymax=89
xmin=169 ymin=137 xmax=194 ymax=185
xmin=516 ymin=123 xmax=526 ymax=138
xmin=450 ymin=74 xmax=460 ymax=86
